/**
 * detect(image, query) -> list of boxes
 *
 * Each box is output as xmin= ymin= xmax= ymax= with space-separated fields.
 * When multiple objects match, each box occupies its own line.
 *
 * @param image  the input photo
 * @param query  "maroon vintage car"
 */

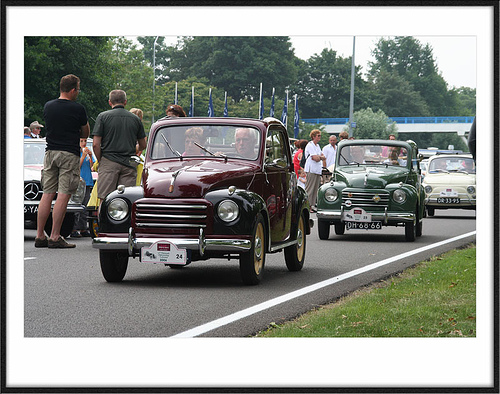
xmin=92 ymin=117 xmax=312 ymax=285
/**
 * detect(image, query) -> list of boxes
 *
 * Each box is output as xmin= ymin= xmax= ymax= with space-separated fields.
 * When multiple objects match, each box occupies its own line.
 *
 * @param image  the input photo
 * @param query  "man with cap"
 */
xmin=29 ymin=121 xmax=44 ymax=138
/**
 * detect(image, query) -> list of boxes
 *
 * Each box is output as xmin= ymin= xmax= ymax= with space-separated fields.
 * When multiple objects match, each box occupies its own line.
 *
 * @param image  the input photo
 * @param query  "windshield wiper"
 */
xmin=160 ymin=133 xmax=182 ymax=160
xmin=194 ymin=142 xmax=228 ymax=162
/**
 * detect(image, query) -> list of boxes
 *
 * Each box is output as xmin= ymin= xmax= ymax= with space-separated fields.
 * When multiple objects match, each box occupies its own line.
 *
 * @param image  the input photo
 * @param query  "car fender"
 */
xmin=98 ymin=186 xmax=144 ymax=234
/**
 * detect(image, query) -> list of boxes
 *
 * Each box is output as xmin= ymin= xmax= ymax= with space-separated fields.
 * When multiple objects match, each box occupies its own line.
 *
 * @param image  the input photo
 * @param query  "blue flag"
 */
xmin=189 ymin=86 xmax=194 ymax=117
xmin=208 ymin=89 xmax=214 ymax=117
xmin=258 ymin=83 xmax=264 ymax=120
xmin=223 ymin=92 xmax=228 ymax=117
xmin=294 ymin=94 xmax=300 ymax=138
xmin=281 ymin=92 xmax=288 ymax=127
xmin=269 ymin=88 xmax=275 ymax=118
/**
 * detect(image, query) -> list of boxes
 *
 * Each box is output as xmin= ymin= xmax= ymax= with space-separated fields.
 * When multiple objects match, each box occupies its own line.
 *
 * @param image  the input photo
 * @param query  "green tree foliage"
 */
xmin=24 ymin=37 xmax=117 ymax=129
xmin=367 ymin=70 xmax=430 ymax=117
xmin=295 ymin=48 xmax=369 ymax=118
xmin=450 ymin=87 xmax=476 ymax=116
xmin=162 ymin=36 xmax=298 ymax=102
xmin=347 ymin=108 xmax=398 ymax=140
xmin=368 ymin=36 xmax=453 ymax=116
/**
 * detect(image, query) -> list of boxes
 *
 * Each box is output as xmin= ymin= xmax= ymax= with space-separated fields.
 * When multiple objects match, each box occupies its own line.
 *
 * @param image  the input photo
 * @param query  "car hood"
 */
xmin=336 ymin=166 xmax=409 ymax=189
xmin=423 ymin=172 xmax=476 ymax=186
xmin=143 ymin=159 xmax=259 ymax=198
xmin=24 ymin=165 xmax=43 ymax=182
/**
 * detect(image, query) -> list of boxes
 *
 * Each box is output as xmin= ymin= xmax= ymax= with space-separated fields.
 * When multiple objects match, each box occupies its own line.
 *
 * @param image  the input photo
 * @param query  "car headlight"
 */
xmin=217 ymin=200 xmax=239 ymax=222
xmin=69 ymin=178 xmax=86 ymax=204
xmin=424 ymin=185 xmax=432 ymax=194
xmin=467 ymin=186 xmax=475 ymax=194
xmin=107 ymin=198 xmax=129 ymax=221
xmin=324 ymin=187 xmax=338 ymax=202
xmin=393 ymin=189 xmax=407 ymax=203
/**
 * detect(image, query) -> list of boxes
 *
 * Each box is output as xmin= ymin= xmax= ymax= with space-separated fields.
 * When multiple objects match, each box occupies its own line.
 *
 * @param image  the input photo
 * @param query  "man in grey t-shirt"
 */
xmin=92 ymin=90 xmax=147 ymax=201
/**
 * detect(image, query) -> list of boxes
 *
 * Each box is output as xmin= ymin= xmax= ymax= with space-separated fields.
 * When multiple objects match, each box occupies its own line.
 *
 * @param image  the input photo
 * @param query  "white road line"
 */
xmin=171 ymin=231 xmax=476 ymax=338
xmin=24 ymin=257 xmax=36 ymax=261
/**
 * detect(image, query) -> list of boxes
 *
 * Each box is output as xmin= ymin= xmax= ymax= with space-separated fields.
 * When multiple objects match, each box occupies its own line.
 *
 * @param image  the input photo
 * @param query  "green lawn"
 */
xmin=256 ymin=244 xmax=476 ymax=337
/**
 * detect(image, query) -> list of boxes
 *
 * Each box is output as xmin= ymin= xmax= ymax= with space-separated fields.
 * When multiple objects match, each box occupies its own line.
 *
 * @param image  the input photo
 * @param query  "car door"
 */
xmin=264 ymin=127 xmax=292 ymax=244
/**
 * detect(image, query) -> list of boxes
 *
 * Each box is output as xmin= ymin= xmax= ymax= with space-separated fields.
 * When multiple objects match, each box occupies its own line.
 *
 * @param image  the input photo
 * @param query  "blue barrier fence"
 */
xmin=302 ymin=116 xmax=475 ymax=125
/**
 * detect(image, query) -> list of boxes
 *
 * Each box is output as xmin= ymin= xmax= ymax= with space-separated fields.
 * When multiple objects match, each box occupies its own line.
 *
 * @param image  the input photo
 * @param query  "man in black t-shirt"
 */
xmin=35 ymin=74 xmax=90 ymax=249
xmin=92 ymin=89 xmax=147 ymax=201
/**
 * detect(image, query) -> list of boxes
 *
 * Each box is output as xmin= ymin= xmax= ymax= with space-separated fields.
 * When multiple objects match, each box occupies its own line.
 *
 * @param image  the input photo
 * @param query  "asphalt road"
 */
xmin=24 ymin=209 xmax=476 ymax=338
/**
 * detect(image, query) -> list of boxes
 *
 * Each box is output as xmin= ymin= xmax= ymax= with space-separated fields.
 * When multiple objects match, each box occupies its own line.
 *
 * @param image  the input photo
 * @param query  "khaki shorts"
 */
xmin=97 ymin=156 xmax=137 ymax=200
xmin=42 ymin=150 xmax=80 ymax=194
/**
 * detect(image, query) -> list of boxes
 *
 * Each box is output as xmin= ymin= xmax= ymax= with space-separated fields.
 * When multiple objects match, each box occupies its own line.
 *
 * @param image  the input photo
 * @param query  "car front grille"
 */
xmin=24 ymin=181 xmax=42 ymax=201
xmin=134 ymin=200 xmax=211 ymax=235
xmin=342 ymin=190 xmax=389 ymax=210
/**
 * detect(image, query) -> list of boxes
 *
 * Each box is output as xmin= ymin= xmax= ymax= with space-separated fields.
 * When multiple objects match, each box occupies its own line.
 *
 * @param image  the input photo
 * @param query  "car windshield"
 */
xmin=428 ymin=157 xmax=475 ymax=174
xmin=151 ymin=125 xmax=261 ymax=161
xmin=24 ymin=141 xmax=46 ymax=165
xmin=337 ymin=144 xmax=408 ymax=167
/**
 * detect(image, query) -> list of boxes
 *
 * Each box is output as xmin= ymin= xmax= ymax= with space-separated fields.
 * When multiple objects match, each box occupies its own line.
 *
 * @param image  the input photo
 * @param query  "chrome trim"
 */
xmin=269 ymin=238 xmax=297 ymax=253
xmin=136 ymin=223 xmax=206 ymax=228
xmin=94 ymin=236 xmax=251 ymax=253
xmin=136 ymin=203 xmax=207 ymax=210
xmin=136 ymin=213 xmax=207 ymax=220
xmin=317 ymin=210 xmax=415 ymax=223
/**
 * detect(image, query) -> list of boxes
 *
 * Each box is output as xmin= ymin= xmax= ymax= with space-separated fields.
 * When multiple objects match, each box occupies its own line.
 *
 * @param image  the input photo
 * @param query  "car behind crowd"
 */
xmin=24 ymin=138 xmax=88 ymax=237
xmin=92 ymin=117 xmax=312 ymax=285
xmin=316 ymin=139 xmax=425 ymax=242
xmin=422 ymin=153 xmax=476 ymax=216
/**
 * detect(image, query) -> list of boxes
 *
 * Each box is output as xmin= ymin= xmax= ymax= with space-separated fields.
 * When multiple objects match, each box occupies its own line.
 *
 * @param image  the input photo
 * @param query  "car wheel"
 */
xmin=405 ymin=218 xmax=417 ymax=242
xmin=427 ymin=207 xmax=435 ymax=217
xmin=99 ymin=250 xmax=129 ymax=282
xmin=334 ymin=222 xmax=345 ymax=235
xmin=318 ymin=219 xmax=330 ymax=240
xmin=239 ymin=214 xmax=266 ymax=285
xmin=285 ymin=211 xmax=306 ymax=272
xmin=44 ymin=212 xmax=74 ymax=238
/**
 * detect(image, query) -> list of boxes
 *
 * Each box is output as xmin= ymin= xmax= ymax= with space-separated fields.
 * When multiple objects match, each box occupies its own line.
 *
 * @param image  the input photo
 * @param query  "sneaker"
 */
xmin=48 ymin=237 xmax=76 ymax=249
xmin=80 ymin=230 xmax=91 ymax=237
xmin=34 ymin=237 xmax=48 ymax=248
xmin=70 ymin=231 xmax=82 ymax=238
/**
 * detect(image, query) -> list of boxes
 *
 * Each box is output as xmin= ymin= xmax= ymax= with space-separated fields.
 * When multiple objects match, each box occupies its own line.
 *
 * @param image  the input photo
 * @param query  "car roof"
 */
xmin=428 ymin=153 xmax=473 ymax=160
xmin=151 ymin=116 xmax=285 ymax=133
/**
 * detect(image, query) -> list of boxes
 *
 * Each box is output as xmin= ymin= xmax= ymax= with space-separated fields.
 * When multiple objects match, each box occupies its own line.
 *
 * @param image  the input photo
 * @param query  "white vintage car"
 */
xmin=422 ymin=153 xmax=476 ymax=216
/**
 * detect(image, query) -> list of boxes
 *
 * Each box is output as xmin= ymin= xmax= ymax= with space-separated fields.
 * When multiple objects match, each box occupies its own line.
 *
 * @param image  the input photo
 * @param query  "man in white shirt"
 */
xmin=304 ymin=129 xmax=325 ymax=212
xmin=322 ymin=134 xmax=337 ymax=182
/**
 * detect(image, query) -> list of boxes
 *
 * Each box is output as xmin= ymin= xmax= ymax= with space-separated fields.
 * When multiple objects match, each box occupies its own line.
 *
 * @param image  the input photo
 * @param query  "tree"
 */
xmin=368 ymin=36 xmax=451 ymax=116
xmin=368 ymin=70 xmax=430 ymax=117
xmin=162 ymin=36 xmax=298 ymax=102
xmin=295 ymin=48 xmax=369 ymax=118
xmin=346 ymin=108 xmax=398 ymax=140
xmin=24 ymin=37 xmax=117 ymax=129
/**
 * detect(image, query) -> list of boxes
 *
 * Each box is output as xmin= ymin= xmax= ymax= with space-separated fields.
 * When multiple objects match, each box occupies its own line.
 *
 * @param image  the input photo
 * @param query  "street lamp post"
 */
xmin=348 ymin=36 xmax=355 ymax=138
xmin=152 ymin=36 xmax=159 ymax=124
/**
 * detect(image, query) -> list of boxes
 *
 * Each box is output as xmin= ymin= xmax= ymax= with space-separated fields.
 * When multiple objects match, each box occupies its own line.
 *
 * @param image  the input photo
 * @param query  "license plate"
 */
xmin=437 ymin=197 xmax=461 ymax=204
xmin=343 ymin=208 xmax=372 ymax=222
xmin=141 ymin=241 xmax=187 ymax=265
xmin=24 ymin=205 xmax=38 ymax=214
xmin=346 ymin=221 xmax=382 ymax=230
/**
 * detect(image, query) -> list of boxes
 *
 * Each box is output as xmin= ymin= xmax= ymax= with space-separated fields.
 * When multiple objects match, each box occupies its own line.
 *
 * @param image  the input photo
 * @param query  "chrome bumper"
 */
xmin=92 ymin=228 xmax=251 ymax=257
xmin=317 ymin=209 xmax=415 ymax=224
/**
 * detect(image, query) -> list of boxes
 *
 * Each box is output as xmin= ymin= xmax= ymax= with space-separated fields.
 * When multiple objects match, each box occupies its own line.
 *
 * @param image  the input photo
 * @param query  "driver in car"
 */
xmin=234 ymin=128 xmax=257 ymax=159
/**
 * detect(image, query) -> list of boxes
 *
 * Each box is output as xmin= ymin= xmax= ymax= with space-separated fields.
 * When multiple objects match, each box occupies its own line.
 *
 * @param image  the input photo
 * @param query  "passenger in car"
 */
xmin=183 ymin=127 xmax=206 ymax=156
xmin=234 ymin=128 xmax=257 ymax=159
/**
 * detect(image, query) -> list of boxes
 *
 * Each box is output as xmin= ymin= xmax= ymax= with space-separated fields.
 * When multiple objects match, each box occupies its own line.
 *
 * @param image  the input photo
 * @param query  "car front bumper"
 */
xmin=317 ymin=207 xmax=415 ymax=224
xmin=92 ymin=228 xmax=252 ymax=257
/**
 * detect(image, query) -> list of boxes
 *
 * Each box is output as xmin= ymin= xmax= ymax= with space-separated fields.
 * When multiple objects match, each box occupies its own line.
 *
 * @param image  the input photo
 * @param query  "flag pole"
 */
xmin=258 ymin=83 xmax=263 ymax=119
xmin=175 ymin=82 xmax=178 ymax=105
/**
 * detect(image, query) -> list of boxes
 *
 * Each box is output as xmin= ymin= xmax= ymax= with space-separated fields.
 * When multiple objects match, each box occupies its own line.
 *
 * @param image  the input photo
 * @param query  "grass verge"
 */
xmin=256 ymin=244 xmax=476 ymax=337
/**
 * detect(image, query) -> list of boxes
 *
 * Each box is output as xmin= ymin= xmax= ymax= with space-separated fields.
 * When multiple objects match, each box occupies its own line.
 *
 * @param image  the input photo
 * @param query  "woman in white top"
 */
xmin=304 ymin=129 xmax=325 ymax=212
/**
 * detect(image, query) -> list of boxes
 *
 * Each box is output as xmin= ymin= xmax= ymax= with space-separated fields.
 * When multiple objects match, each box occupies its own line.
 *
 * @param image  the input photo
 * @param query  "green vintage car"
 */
xmin=316 ymin=139 xmax=425 ymax=242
